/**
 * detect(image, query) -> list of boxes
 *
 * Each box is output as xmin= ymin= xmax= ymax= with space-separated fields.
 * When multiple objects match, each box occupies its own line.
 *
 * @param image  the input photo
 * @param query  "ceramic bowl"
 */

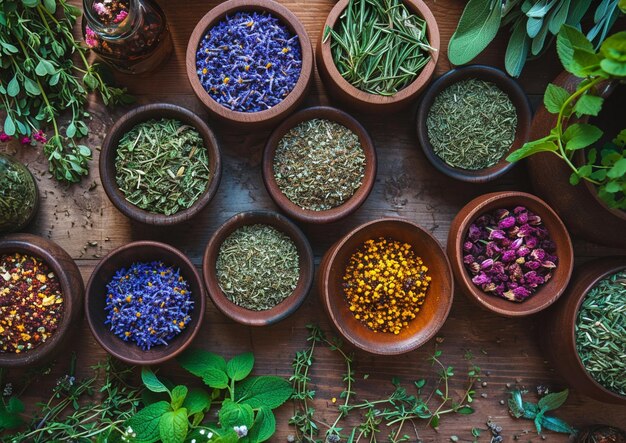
xmin=203 ymin=211 xmax=314 ymax=326
xmin=447 ymin=191 xmax=574 ymax=317
xmin=317 ymin=0 xmax=439 ymax=113
xmin=0 ymin=234 xmax=83 ymax=368
xmin=262 ymin=106 xmax=377 ymax=224
xmin=416 ymin=65 xmax=532 ymax=183
xmin=186 ymin=0 xmax=314 ymax=128
xmin=99 ymin=103 xmax=222 ymax=226
xmin=85 ymin=241 xmax=205 ymax=365
xmin=318 ymin=218 xmax=453 ymax=355
xmin=542 ymin=257 xmax=626 ymax=405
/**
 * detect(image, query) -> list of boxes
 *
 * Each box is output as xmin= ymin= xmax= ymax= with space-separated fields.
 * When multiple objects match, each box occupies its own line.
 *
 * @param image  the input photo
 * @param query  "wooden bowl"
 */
xmin=318 ymin=218 xmax=453 ymax=355
xmin=0 ymin=234 xmax=83 ymax=368
xmin=99 ymin=103 xmax=222 ymax=226
xmin=316 ymin=0 xmax=440 ymax=113
xmin=447 ymin=191 xmax=574 ymax=317
xmin=0 ymin=153 xmax=40 ymax=234
xmin=85 ymin=241 xmax=205 ymax=365
xmin=262 ymin=106 xmax=377 ymax=224
xmin=416 ymin=65 xmax=532 ymax=183
xmin=186 ymin=0 xmax=313 ymax=128
xmin=203 ymin=211 xmax=314 ymax=326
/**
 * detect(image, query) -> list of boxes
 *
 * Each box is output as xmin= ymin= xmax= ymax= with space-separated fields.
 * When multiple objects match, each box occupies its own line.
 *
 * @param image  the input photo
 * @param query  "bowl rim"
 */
xmin=84 ymin=240 xmax=206 ymax=365
xmin=262 ymin=105 xmax=377 ymax=223
xmin=317 ymin=0 xmax=440 ymax=106
xmin=319 ymin=217 xmax=454 ymax=355
xmin=99 ymin=103 xmax=222 ymax=226
xmin=448 ymin=191 xmax=574 ymax=317
xmin=185 ymin=0 xmax=314 ymax=125
xmin=416 ymin=65 xmax=532 ymax=183
xmin=202 ymin=210 xmax=314 ymax=326
xmin=0 ymin=233 xmax=83 ymax=367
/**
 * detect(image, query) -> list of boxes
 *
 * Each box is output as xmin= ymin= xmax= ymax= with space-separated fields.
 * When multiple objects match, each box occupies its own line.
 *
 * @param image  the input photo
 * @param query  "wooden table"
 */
xmin=3 ymin=0 xmax=626 ymax=441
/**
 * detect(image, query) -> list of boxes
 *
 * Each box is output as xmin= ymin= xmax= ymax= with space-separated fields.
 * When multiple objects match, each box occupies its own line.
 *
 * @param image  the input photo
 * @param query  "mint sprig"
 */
xmin=508 ymin=389 xmax=576 ymax=435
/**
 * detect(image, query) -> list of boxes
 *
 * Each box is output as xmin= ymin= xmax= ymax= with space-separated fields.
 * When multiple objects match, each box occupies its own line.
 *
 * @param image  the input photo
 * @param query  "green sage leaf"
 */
xmin=543 ymin=84 xmax=570 ymax=113
xmin=125 ymin=401 xmax=171 ymax=443
xmin=248 ymin=406 xmax=276 ymax=443
xmin=573 ymin=94 xmax=603 ymax=116
xmin=226 ymin=352 xmax=254 ymax=382
xmin=234 ymin=376 xmax=292 ymax=409
xmin=541 ymin=416 xmax=576 ymax=434
xmin=159 ymin=408 xmax=188 ymax=443
xmin=141 ymin=367 xmax=170 ymax=394
xmin=549 ymin=0 xmax=571 ymax=34
xmin=563 ymin=123 xmax=603 ymax=150
xmin=505 ymin=18 xmax=531 ymax=77
xmin=448 ymin=0 xmax=501 ymax=65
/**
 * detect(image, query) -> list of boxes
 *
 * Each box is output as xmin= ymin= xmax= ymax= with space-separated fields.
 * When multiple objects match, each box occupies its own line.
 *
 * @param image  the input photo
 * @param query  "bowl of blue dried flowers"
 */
xmin=186 ymin=0 xmax=314 ymax=128
xmin=85 ymin=241 xmax=205 ymax=365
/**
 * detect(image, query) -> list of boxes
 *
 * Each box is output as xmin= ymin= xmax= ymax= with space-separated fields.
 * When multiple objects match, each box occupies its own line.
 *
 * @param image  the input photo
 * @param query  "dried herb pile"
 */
xmin=0 ymin=154 xmax=37 ymax=233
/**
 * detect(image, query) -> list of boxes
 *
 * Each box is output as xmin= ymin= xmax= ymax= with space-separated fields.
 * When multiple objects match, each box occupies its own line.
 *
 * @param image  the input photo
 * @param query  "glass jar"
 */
xmin=0 ymin=154 xmax=38 ymax=233
xmin=82 ymin=0 xmax=172 ymax=74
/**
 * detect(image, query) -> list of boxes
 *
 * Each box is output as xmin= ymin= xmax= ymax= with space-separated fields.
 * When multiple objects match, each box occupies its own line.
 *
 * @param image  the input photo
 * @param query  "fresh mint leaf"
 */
xmin=573 ymin=94 xmax=603 ymax=116
xmin=600 ymin=58 xmax=626 ymax=76
xmin=507 ymin=140 xmax=559 ymax=162
xmin=542 ymin=416 xmax=576 ymax=434
xmin=248 ymin=406 xmax=276 ymax=443
xmin=202 ymin=368 xmax=230 ymax=389
xmin=505 ymin=18 xmax=531 ymax=77
xmin=226 ymin=352 xmax=255 ymax=382
xmin=235 ymin=376 xmax=293 ymax=409
xmin=159 ymin=408 xmax=188 ymax=443
xmin=448 ymin=0 xmax=502 ymax=65
xmin=219 ymin=399 xmax=254 ymax=429
xmin=141 ymin=367 xmax=170 ymax=394
xmin=544 ymin=84 xmax=571 ymax=114
xmin=557 ymin=25 xmax=594 ymax=75
xmin=563 ymin=123 xmax=603 ymax=150
xmin=182 ymin=388 xmax=212 ymax=415
xmin=177 ymin=349 xmax=227 ymax=378
xmin=170 ymin=386 xmax=188 ymax=411
xmin=126 ymin=401 xmax=171 ymax=443
xmin=538 ymin=389 xmax=569 ymax=412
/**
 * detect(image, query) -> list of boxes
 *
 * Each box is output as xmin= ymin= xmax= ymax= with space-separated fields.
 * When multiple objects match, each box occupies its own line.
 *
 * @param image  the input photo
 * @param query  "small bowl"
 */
xmin=85 ymin=241 xmax=205 ymax=365
xmin=317 ymin=0 xmax=440 ymax=113
xmin=416 ymin=65 xmax=532 ymax=183
xmin=203 ymin=211 xmax=314 ymax=326
xmin=186 ymin=0 xmax=314 ymax=128
xmin=262 ymin=106 xmax=377 ymax=224
xmin=447 ymin=191 xmax=574 ymax=317
xmin=99 ymin=103 xmax=222 ymax=226
xmin=543 ymin=257 xmax=626 ymax=405
xmin=0 ymin=234 xmax=83 ymax=368
xmin=318 ymin=218 xmax=453 ymax=355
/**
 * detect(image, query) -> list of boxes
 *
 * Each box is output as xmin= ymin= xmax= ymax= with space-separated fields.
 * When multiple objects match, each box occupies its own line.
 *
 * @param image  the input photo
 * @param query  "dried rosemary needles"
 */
xmin=426 ymin=79 xmax=517 ymax=170
xmin=115 ymin=118 xmax=210 ymax=215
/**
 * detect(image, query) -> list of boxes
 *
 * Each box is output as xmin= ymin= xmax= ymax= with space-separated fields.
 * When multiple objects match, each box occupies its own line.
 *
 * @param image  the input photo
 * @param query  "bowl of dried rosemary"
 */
xmin=99 ymin=103 xmax=222 ymax=226
xmin=262 ymin=106 xmax=377 ymax=224
xmin=203 ymin=211 xmax=314 ymax=326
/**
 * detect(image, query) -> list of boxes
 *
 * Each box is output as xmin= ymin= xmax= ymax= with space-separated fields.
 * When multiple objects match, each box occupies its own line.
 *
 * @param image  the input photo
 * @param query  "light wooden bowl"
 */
xmin=203 ymin=211 xmax=314 ymax=326
xmin=262 ymin=106 xmax=377 ymax=224
xmin=316 ymin=0 xmax=439 ymax=113
xmin=186 ymin=0 xmax=313 ymax=128
xmin=0 ymin=234 xmax=83 ymax=368
xmin=447 ymin=191 xmax=574 ymax=317
xmin=99 ymin=103 xmax=222 ymax=226
xmin=318 ymin=218 xmax=453 ymax=355
xmin=85 ymin=241 xmax=205 ymax=365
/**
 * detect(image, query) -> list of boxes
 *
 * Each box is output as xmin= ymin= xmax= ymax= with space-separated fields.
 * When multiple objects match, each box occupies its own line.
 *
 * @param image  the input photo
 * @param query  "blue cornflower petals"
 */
xmin=104 ymin=261 xmax=194 ymax=350
xmin=195 ymin=11 xmax=302 ymax=113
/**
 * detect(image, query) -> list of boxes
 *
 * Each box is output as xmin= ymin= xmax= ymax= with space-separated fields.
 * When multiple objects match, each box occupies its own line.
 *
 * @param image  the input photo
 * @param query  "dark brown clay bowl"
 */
xmin=543 ymin=257 xmax=626 ymax=405
xmin=317 ymin=0 xmax=440 ymax=113
xmin=186 ymin=0 xmax=313 ymax=129
xmin=318 ymin=218 xmax=453 ymax=355
xmin=85 ymin=241 xmax=205 ymax=365
xmin=99 ymin=103 xmax=222 ymax=226
xmin=416 ymin=65 xmax=532 ymax=183
xmin=447 ymin=191 xmax=574 ymax=317
xmin=0 ymin=234 xmax=83 ymax=368
xmin=203 ymin=211 xmax=314 ymax=326
xmin=262 ymin=106 xmax=377 ymax=224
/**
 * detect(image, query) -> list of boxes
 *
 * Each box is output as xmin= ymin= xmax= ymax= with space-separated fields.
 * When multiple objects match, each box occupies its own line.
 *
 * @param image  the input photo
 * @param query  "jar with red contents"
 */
xmin=82 ymin=0 xmax=172 ymax=74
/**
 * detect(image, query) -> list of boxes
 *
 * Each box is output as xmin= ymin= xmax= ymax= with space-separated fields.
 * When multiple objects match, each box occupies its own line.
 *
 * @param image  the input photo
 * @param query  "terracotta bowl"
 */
xmin=186 ymin=0 xmax=313 ymax=128
xmin=447 ymin=191 xmax=574 ymax=317
xmin=262 ymin=106 xmax=377 ymax=224
xmin=317 ymin=0 xmax=440 ymax=113
xmin=318 ymin=218 xmax=453 ymax=355
xmin=100 ymin=103 xmax=222 ymax=226
xmin=85 ymin=241 xmax=205 ymax=365
xmin=0 ymin=234 xmax=83 ymax=368
xmin=416 ymin=65 xmax=532 ymax=183
xmin=542 ymin=257 xmax=626 ymax=405
xmin=203 ymin=211 xmax=314 ymax=326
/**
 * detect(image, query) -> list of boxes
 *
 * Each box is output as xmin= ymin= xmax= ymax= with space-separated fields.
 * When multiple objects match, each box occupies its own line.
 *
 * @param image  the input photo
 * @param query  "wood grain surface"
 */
xmin=1 ymin=0 xmax=625 ymax=441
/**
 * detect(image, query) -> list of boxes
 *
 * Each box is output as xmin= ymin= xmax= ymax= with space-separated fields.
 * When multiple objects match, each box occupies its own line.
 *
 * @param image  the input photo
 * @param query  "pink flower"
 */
xmin=85 ymin=26 xmax=99 ymax=48
xmin=33 ymin=130 xmax=47 ymax=143
xmin=93 ymin=2 xmax=108 ymax=15
xmin=20 ymin=136 xmax=31 ymax=145
xmin=114 ymin=10 xmax=128 ymax=23
xmin=0 ymin=131 xmax=12 ymax=142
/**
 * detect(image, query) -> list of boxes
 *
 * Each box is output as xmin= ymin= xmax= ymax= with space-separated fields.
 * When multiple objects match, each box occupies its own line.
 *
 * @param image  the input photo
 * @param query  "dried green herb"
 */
xmin=322 ymin=0 xmax=434 ymax=96
xmin=426 ymin=79 xmax=517 ymax=170
xmin=273 ymin=118 xmax=365 ymax=211
xmin=575 ymin=270 xmax=626 ymax=396
xmin=216 ymin=224 xmax=300 ymax=311
xmin=0 ymin=154 xmax=37 ymax=233
xmin=115 ymin=118 xmax=210 ymax=216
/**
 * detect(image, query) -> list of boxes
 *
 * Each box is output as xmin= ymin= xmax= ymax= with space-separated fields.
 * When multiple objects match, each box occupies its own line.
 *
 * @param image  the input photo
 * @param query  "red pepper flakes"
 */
xmin=0 ymin=252 xmax=64 ymax=354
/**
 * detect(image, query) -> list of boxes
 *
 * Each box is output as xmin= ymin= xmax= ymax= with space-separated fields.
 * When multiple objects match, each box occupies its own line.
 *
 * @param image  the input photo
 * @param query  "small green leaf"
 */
xmin=541 ymin=416 xmax=576 ymax=434
xmin=49 ymin=72 xmax=60 ymax=86
xmin=577 ymin=164 xmax=593 ymax=177
xmin=563 ymin=123 xmax=603 ymax=150
xmin=202 ymin=368 xmax=230 ymax=389
xmin=248 ymin=407 xmax=276 ymax=442
xmin=43 ymin=0 xmax=56 ymax=13
xmin=159 ymin=408 xmax=188 ymax=443
xmin=557 ymin=25 xmax=594 ymax=75
xmin=182 ymin=388 xmax=212 ymax=415
xmin=3 ymin=115 xmax=16 ymax=136
xmin=234 ymin=376 xmax=292 ymax=410
xmin=7 ymin=76 xmax=20 ymax=97
xmin=177 ymin=349 xmax=227 ymax=377
xmin=522 ymin=401 xmax=539 ymax=419
xmin=35 ymin=60 xmax=48 ymax=77
xmin=66 ymin=122 xmax=76 ymax=138
xmin=605 ymin=180 xmax=623 ymax=193
xmin=142 ymin=367 xmax=170 ymax=394
xmin=23 ymin=76 xmax=40 ymax=96
xmin=78 ymin=145 xmax=92 ymax=158
xmin=457 ymin=406 xmax=474 ymax=414
xmin=21 ymin=0 xmax=39 ymax=7
xmin=507 ymin=140 xmax=559 ymax=162
xmin=170 ymin=385 xmax=188 ymax=411
xmin=600 ymin=58 xmax=626 ymax=76
xmin=574 ymin=94 xmax=603 ymax=117
xmin=430 ymin=414 xmax=440 ymax=429
xmin=226 ymin=352 xmax=255 ymax=381
xmin=607 ymin=158 xmax=626 ymax=179
xmin=125 ymin=401 xmax=171 ymax=443
xmin=505 ymin=18 xmax=531 ymax=77
xmin=569 ymin=172 xmax=581 ymax=185
xmin=448 ymin=0 xmax=502 ymax=65
xmin=543 ymin=84 xmax=571 ymax=114
xmin=219 ymin=399 xmax=254 ymax=429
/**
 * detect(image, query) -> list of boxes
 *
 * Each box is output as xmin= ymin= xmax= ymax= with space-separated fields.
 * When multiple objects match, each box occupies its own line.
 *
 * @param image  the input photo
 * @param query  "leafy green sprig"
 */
xmin=507 ymin=26 xmax=626 ymax=210
xmin=508 ymin=389 xmax=575 ymax=435
xmin=0 ymin=0 xmax=132 ymax=183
